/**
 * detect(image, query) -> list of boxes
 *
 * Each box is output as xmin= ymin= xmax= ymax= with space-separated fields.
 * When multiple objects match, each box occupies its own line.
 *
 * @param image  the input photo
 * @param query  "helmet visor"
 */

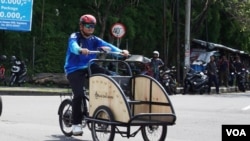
xmin=83 ymin=24 xmax=95 ymax=29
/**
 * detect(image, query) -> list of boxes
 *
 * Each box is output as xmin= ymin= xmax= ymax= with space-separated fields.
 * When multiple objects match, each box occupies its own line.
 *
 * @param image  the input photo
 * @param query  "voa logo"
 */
xmin=226 ymin=129 xmax=246 ymax=136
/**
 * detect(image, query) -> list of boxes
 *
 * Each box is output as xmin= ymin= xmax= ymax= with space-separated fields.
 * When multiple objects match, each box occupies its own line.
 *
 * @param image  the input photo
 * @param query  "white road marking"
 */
xmin=242 ymin=105 xmax=250 ymax=111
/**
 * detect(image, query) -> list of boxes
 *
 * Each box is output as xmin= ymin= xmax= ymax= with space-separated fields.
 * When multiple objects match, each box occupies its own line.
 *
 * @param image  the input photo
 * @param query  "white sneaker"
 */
xmin=72 ymin=124 xmax=83 ymax=136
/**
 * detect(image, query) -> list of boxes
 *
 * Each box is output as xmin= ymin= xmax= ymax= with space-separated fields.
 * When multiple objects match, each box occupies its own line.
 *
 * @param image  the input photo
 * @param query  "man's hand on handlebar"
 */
xmin=80 ymin=48 xmax=90 ymax=55
xmin=121 ymin=50 xmax=130 ymax=57
xmin=99 ymin=46 xmax=130 ymax=57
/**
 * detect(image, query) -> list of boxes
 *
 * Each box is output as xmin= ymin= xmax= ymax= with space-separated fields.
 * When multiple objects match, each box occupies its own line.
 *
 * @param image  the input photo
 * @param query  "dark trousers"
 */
xmin=219 ymin=71 xmax=229 ymax=87
xmin=67 ymin=70 xmax=86 ymax=124
xmin=153 ymin=72 xmax=160 ymax=81
xmin=67 ymin=64 xmax=111 ymax=125
xmin=208 ymin=74 xmax=219 ymax=93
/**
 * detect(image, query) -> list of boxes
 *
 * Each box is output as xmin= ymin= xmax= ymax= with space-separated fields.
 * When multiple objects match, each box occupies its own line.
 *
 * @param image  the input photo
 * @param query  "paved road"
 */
xmin=0 ymin=92 xmax=250 ymax=141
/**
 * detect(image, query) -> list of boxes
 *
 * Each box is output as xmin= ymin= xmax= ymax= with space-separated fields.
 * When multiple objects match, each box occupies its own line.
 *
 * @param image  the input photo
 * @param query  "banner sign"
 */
xmin=0 ymin=0 xmax=33 ymax=31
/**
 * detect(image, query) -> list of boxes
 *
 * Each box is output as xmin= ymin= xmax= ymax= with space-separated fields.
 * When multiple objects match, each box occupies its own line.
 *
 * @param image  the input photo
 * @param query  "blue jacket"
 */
xmin=64 ymin=32 xmax=121 ymax=75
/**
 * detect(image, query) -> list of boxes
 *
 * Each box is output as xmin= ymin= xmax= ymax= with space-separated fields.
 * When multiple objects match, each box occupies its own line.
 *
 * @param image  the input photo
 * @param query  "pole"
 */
xmin=184 ymin=0 xmax=191 ymax=83
xmin=32 ymin=36 xmax=35 ymax=71
xmin=176 ymin=0 xmax=180 ymax=85
xmin=126 ymin=39 xmax=128 ymax=50
xmin=163 ymin=0 xmax=167 ymax=65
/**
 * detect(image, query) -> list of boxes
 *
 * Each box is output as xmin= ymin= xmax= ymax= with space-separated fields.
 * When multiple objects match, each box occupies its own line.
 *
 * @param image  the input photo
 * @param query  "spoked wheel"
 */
xmin=91 ymin=106 xmax=115 ymax=141
xmin=58 ymin=99 xmax=73 ymax=137
xmin=0 ymin=96 xmax=2 ymax=116
xmin=141 ymin=125 xmax=167 ymax=141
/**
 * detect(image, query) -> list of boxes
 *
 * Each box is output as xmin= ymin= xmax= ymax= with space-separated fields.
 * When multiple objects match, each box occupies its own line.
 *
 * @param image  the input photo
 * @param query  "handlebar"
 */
xmin=88 ymin=50 xmax=127 ymax=56
xmin=87 ymin=50 xmax=133 ymax=76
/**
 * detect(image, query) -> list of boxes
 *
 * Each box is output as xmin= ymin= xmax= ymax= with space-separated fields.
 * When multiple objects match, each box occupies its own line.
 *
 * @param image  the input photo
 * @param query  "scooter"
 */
xmin=9 ymin=60 xmax=27 ymax=86
xmin=183 ymin=67 xmax=209 ymax=94
xmin=160 ymin=66 xmax=177 ymax=95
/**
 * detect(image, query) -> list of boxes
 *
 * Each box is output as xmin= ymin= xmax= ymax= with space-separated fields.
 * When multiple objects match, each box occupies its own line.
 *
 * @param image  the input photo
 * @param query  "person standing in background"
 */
xmin=207 ymin=55 xmax=220 ymax=94
xmin=218 ymin=55 xmax=229 ymax=87
xmin=150 ymin=51 xmax=164 ymax=81
xmin=233 ymin=55 xmax=244 ymax=73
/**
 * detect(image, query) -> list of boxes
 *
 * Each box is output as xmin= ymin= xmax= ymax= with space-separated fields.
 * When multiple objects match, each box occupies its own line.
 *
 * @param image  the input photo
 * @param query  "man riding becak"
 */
xmin=64 ymin=14 xmax=129 ymax=136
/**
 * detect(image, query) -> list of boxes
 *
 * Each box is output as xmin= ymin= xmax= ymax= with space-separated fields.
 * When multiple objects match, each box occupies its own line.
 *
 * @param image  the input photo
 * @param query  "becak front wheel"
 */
xmin=58 ymin=99 xmax=73 ymax=137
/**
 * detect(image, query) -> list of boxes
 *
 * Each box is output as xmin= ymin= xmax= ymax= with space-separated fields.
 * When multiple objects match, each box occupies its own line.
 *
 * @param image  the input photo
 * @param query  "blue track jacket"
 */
xmin=64 ymin=32 xmax=121 ymax=75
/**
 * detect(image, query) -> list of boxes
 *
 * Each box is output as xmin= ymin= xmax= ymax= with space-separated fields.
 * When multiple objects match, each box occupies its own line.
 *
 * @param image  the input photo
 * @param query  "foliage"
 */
xmin=0 ymin=0 xmax=249 ymax=75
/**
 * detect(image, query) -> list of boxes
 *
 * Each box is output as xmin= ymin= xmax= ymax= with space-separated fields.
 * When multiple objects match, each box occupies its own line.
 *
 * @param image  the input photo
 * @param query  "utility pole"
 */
xmin=176 ymin=0 xmax=180 ymax=85
xmin=163 ymin=0 xmax=167 ymax=65
xmin=184 ymin=0 xmax=191 ymax=84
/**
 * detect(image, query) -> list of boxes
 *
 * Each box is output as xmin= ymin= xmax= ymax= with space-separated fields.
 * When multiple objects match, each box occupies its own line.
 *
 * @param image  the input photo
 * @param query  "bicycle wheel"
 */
xmin=141 ymin=125 xmax=167 ymax=141
xmin=91 ymin=106 xmax=115 ymax=141
xmin=58 ymin=99 xmax=73 ymax=137
xmin=0 ymin=96 xmax=2 ymax=116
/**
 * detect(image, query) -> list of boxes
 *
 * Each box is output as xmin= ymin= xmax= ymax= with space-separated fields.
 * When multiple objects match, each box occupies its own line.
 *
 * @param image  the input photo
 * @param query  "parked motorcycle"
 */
xmin=160 ymin=66 xmax=177 ymax=95
xmin=183 ymin=67 xmax=209 ymax=94
xmin=228 ymin=71 xmax=235 ymax=86
xmin=235 ymin=68 xmax=247 ymax=92
xmin=9 ymin=56 xmax=27 ymax=86
xmin=0 ymin=55 xmax=7 ymax=86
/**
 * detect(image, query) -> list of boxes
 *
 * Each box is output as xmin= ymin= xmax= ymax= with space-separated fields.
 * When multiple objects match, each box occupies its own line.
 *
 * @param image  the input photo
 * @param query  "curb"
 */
xmin=176 ymin=86 xmax=244 ymax=94
xmin=0 ymin=86 xmax=71 ymax=96
xmin=0 ymin=86 xmax=247 ymax=96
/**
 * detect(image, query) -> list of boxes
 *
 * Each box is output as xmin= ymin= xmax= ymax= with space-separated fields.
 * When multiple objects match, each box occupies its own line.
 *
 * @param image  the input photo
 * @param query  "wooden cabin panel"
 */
xmin=151 ymin=82 xmax=169 ymax=103
xmin=89 ymin=76 xmax=130 ymax=123
xmin=133 ymin=76 xmax=173 ymax=115
xmin=133 ymin=104 xmax=172 ymax=115
xmin=134 ymin=77 xmax=150 ymax=101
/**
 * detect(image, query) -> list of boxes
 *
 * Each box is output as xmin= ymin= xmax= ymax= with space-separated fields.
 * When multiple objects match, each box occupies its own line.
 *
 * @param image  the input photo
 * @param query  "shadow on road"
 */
xmin=45 ymin=134 xmax=91 ymax=141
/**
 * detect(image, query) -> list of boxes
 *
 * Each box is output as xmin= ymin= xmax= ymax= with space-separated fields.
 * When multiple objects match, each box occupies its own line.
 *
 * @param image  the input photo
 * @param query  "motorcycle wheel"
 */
xmin=9 ymin=75 xmax=16 ymax=86
xmin=170 ymin=82 xmax=177 ymax=94
xmin=238 ymin=83 xmax=245 ymax=92
xmin=165 ymin=86 xmax=173 ymax=95
xmin=160 ymin=79 xmax=173 ymax=95
xmin=183 ymin=81 xmax=190 ymax=94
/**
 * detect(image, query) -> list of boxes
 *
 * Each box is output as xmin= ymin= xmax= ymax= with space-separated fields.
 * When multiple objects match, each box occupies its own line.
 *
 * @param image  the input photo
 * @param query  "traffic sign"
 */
xmin=111 ymin=23 xmax=126 ymax=38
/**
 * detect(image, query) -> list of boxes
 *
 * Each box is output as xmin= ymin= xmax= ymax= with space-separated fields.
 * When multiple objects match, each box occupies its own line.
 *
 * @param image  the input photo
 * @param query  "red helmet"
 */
xmin=79 ymin=14 xmax=96 ymax=24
